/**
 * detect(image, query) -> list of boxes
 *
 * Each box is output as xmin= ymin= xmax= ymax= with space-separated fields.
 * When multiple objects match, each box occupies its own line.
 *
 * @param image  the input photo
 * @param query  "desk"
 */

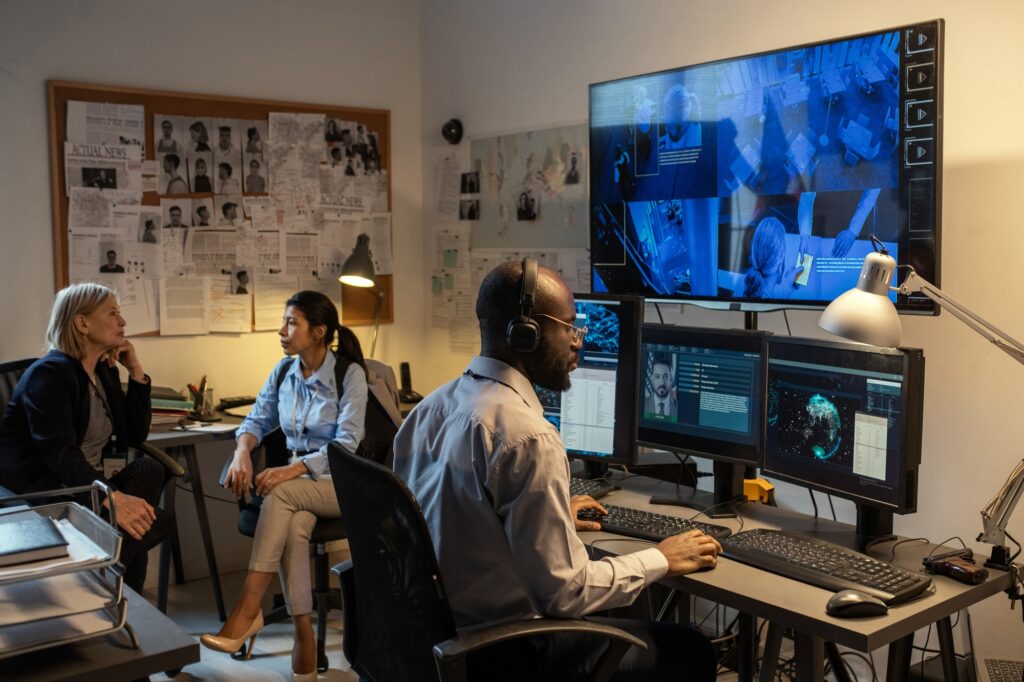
xmin=0 ymin=586 xmax=199 ymax=681
xmin=148 ymin=419 xmax=239 ymax=621
xmin=584 ymin=478 xmax=1012 ymax=682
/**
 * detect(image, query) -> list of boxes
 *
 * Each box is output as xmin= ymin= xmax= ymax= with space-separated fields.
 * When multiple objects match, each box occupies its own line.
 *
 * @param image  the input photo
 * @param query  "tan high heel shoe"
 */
xmin=292 ymin=636 xmax=318 ymax=681
xmin=199 ymin=611 xmax=264 ymax=659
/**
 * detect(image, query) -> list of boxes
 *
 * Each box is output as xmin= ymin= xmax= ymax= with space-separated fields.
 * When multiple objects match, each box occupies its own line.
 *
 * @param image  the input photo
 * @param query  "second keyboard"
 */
xmin=721 ymin=528 xmax=933 ymax=605
xmin=578 ymin=504 xmax=732 ymax=542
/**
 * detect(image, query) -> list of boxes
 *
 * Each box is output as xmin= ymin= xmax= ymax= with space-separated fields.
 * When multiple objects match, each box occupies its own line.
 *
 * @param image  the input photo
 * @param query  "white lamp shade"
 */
xmin=818 ymin=250 xmax=902 ymax=347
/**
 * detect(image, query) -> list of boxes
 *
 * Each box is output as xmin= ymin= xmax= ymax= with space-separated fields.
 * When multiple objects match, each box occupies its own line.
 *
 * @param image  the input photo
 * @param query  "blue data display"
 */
xmin=590 ymin=22 xmax=941 ymax=311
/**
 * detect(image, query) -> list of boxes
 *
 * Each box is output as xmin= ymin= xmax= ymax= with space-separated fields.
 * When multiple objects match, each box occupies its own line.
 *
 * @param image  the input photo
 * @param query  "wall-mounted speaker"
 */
xmin=441 ymin=119 xmax=463 ymax=145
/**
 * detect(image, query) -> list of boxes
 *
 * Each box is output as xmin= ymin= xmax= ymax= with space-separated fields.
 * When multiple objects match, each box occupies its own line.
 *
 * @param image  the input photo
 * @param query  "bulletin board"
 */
xmin=47 ymin=79 xmax=393 ymax=332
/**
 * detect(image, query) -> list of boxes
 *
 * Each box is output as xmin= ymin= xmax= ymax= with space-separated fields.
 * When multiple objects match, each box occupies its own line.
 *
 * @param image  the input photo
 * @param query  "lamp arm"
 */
xmin=978 ymin=459 xmax=1024 ymax=546
xmin=897 ymin=270 xmax=1024 ymax=366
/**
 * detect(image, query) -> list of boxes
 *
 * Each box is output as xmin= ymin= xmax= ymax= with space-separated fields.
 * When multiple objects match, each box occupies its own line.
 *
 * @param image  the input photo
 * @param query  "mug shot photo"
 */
xmin=215 ymin=124 xmax=239 ymax=156
xmin=460 ymin=171 xmax=480 ymax=194
xmin=516 ymin=190 xmax=538 ymax=221
xmin=244 ymin=156 xmax=266 ymax=193
xmin=161 ymin=153 xmax=189 ymax=195
xmin=188 ymin=119 xmax=211 ymax=152
xmin=245 ymin=125 xmax=265 ymax=154
xmin=459 ymin=199 xmax=479 ymax=221
xmin=139 ymin=218 xmax=160 ymax=244
xmin=232 ymin=268 xmax=250 ymax=295
xmin=564 ymin=153 xmax=581 ymax=185
xmin=164 ymin=204 xmax=187 ymax=228
xmin=155 ymin=116 xmax=183 ymax=154
xmin=217 ymin=162 xmax=241 ymax=194
xmin=193 ymin=200 xmax=213 ymax=227
xmin=189 ymin=154 xmax=214 ymax=193
xmin=644 ymin=352 xmax=677 ymax=421
xmin=218 ymin=200 xmax=240 ymax=226
xmin=98 ymin=246 xmax=125 ymax=273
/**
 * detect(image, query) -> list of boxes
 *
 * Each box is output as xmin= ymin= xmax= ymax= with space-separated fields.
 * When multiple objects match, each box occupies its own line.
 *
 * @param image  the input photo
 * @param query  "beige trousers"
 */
xmin=249 ymin=477 xmax=340 ymax=615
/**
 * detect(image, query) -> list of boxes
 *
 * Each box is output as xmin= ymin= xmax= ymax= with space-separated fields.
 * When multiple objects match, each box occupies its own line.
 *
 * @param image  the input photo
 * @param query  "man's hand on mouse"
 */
xmin=571 ymin=495 xmax=607 ymax=531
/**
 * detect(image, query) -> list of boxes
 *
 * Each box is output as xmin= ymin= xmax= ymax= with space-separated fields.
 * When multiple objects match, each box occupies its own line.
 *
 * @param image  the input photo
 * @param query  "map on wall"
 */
xmin=469 ymin=123 xmax=588 ymax=249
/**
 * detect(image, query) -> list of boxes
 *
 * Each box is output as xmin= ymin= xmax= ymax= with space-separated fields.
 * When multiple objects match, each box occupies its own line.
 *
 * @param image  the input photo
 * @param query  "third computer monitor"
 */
xmin=538 ymin=293 xmax=643 ymax=472
xmin=762 ymin=336 xmax=925 ymax=546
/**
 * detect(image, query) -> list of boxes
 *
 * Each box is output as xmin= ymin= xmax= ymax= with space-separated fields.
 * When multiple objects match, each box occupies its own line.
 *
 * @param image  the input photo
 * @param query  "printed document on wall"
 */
xmin=66 ymin=101 xmax=146 ymax=151
xmin=159 ymin=276 xmax=211 ymax=336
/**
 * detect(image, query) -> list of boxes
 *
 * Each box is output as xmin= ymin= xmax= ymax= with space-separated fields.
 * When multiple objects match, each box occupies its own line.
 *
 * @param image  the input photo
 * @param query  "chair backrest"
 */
xmin=0 ymin=358 xmax=35 ymax=417
xmin=328 ymin=443 xmax=457 ymax=682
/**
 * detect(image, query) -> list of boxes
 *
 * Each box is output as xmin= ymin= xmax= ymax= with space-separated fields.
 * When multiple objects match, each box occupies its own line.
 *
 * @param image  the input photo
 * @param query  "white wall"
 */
xmin=420 ymin=0 xmax=1024 ymax=658
xmin=0 ymin=0 xmax=424 ymax=399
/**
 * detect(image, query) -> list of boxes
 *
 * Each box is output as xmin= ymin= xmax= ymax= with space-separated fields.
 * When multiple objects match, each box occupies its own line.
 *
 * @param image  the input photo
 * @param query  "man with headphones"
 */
xmin=393 ymin=259 xmax=719 ymax=680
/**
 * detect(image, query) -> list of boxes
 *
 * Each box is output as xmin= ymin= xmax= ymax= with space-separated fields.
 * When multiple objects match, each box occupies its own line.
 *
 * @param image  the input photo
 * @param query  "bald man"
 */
xmin=393 ymin=259 xmax=718 ymax=681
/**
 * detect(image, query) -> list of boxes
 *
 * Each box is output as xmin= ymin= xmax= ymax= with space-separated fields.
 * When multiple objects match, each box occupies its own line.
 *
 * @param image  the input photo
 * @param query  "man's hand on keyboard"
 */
xmin=658 ymin=529 xmax=723 ymax=576
xmin=571 ymin=495 xmax=608 ymax=532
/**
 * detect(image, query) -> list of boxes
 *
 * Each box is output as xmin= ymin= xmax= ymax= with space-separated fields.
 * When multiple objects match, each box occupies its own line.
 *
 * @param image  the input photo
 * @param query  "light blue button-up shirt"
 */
xmin=236 ymin=352 xmax=367 ymax=479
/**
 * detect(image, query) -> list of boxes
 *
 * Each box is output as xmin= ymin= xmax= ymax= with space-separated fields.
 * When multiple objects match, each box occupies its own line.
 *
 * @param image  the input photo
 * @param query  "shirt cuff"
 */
xmin=634 ymin=547 xmax=670 ymax=587
xmin=129 ymin=373 xmax=150 ymax=384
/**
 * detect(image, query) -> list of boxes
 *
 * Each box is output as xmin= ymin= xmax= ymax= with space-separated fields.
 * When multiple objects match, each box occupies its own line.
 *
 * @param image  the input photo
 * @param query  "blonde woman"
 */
xmin=0 ymin=283 xmax=172 ymax=592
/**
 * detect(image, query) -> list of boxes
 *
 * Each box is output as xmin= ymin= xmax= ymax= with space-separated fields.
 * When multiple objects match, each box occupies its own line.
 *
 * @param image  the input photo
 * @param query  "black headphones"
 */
xmin=506 ymin=258 xmax=540 ymax=352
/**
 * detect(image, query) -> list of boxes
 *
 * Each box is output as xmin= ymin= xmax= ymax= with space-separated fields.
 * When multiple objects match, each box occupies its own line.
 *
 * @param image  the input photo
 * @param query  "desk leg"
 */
xmin=654 ymin=589 xmax=690 ymax=622
xmin=936 ymin=616 xmax=960 ymax=682
xmin=736 ymin=613 xmax=757 ymax=682
xmin=886 ymin=634 xmax=913 ymax=682
xmin=793 ymin=632 xmax=825 ymax=682
xmin=181 ymin=444 xmax=227 ymax=622
xmin=758 ymin=623 xmax=784 ymax=682
xmin=825 ymin=642 xmax=853 ymax=682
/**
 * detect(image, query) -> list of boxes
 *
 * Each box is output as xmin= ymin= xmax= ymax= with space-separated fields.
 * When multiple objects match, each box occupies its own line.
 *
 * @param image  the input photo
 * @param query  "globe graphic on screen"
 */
xmin=804 ymin=393 xmax=841 ymax=460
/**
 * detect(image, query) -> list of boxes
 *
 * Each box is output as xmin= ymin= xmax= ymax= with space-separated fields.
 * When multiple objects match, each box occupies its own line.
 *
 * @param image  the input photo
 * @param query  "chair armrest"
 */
xmin=432 ymin=617 xmax=646 ymax=662
xmin=136 ymin=443 xmax=185 ymax=477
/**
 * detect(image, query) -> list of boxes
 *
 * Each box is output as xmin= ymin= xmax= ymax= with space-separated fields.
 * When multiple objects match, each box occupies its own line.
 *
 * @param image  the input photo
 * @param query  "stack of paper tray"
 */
xmin=0 ymin=486 xmax=138 ymax=659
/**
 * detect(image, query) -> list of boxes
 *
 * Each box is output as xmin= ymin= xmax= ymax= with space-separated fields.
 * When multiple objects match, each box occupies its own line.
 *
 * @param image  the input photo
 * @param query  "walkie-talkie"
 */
xmin=399 ymin=362 xmax=423 ymax=403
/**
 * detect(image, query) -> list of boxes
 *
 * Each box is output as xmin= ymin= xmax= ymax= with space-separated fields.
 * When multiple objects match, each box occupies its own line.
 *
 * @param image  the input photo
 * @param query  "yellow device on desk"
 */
xmin=744 ymin=478 xmax=775 ymax=504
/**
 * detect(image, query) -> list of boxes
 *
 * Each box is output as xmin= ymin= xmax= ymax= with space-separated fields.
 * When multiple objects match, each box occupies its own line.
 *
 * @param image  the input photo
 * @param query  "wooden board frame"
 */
xmin=47 ymin=79 xmax=393 ymax=328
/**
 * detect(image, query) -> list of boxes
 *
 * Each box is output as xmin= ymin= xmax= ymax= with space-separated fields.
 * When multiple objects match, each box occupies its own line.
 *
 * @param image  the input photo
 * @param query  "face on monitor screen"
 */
xmin=590 ymin=21 xmax=941 ymax=312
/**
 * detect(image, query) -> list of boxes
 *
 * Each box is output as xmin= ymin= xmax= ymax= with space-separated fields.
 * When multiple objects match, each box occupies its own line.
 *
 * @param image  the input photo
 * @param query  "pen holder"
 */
xmin=190 ymin=389 xmax=216 ymax=421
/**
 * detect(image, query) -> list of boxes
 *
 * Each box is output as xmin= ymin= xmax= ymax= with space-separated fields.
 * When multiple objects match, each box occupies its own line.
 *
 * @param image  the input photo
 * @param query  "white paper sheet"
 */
xmin=253 ymin=273 xmax=299 ymax=331
xmin=64 ymin=142 xmax=143 ymax=196
xmin=209 ymin=274 xmax=253 ymax=333
xmin=159 ymin=276 xmax=210 ymax=335
xmin=66 ymin=101 xmax=146 ymax=150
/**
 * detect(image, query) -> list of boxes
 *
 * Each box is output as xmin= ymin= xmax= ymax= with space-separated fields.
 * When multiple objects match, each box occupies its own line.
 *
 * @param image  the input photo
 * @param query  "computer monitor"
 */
xmin=762 ymin=336 xmax=925 ymax=549
xmin=638 ymin=324 xmax=767 ymax=516
xmin=589 ymin=19 xmax=943 ymax=313
xmin=537 ymin=293 xmax=643 ymax=475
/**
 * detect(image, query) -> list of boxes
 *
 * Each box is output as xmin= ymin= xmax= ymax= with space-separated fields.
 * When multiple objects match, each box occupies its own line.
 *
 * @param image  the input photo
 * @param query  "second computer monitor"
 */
xmin=537 ymin=293 xmax=643 ymax=470
xmin=638 ymin=324 xmax=766 ymax=466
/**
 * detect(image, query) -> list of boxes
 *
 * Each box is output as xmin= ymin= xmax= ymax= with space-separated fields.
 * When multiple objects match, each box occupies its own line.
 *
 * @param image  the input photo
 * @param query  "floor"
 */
xmin=148 ymin=570 xmax=359 ymax=682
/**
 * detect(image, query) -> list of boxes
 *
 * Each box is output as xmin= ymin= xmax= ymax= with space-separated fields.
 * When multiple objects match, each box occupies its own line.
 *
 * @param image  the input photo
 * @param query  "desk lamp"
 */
xmin=819 ymin=236 xmax=1024 ymax=571
xmin=339 ymin=234 xmax=384 ymax=358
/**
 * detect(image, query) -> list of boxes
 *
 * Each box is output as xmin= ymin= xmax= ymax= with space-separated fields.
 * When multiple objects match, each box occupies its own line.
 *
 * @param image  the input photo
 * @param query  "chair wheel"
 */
xmin=317 ymin=652 xmax=329 ymax=673
xmin=163 ymin=668 xmax=182 ymax=677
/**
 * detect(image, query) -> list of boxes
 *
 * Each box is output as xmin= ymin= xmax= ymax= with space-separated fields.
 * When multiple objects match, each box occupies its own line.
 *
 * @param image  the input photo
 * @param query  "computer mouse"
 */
xmin=825 ymin=589 xmax=888 ymax=618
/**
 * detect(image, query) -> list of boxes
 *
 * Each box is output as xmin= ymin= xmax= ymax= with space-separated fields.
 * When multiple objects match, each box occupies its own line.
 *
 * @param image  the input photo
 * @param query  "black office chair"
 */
xmin=327 ymin=444 xmax=646 ymax=682
xmin=0 ymin=357 xmax=184 ymax=610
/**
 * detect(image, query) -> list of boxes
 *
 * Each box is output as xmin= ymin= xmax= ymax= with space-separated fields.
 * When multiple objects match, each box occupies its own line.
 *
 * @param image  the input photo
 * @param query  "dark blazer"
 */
xmin=0 ymin=350 xmax=151 ymax=494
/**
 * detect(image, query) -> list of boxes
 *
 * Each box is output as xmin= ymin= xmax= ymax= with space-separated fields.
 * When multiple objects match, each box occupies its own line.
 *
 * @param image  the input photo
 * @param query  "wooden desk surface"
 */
xmin=0 ymin=586 xmax=198 ymax=681
xmin=584 ymin=477 xmax=1012 ymax=652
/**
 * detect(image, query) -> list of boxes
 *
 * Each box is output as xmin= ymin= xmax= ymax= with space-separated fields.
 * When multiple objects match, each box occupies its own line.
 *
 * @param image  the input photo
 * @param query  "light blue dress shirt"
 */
xmin=236 ymin=352 xmax=367 ymax=479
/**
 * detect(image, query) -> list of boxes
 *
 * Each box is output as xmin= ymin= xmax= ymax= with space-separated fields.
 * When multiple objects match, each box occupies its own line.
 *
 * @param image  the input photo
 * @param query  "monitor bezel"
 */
xmin=563 ymin=292 xmax=644 ymax=467
xmin=760 ymin=335 xmax=924 ymax=513
xmin=637 ymin=324 xmax=767 ymax=467
xmin=588 ymin=18 xmax=944 ymax=315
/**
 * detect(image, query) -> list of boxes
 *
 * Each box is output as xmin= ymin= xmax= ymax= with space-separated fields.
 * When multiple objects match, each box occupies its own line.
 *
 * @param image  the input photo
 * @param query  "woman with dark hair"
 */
xmin=0 ymin=283 xmax=172 ymax=593
xmin=201 ymin=290 xmax=368 ymax=682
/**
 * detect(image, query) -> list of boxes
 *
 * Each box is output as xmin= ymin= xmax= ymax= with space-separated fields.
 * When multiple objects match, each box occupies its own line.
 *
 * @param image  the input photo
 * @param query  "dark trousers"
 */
xmin=108 ymin=457 xmax=174 ymax=593
xmin=466 ymin=616 xmax=716 ymax=682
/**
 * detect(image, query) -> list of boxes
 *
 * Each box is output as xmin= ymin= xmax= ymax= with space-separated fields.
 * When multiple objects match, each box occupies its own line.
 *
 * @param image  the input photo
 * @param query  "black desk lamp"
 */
xmin=819 ymin=237 xmax=1024 ymax=571
xmin=339 ymin=234 xmax=384 ymax=358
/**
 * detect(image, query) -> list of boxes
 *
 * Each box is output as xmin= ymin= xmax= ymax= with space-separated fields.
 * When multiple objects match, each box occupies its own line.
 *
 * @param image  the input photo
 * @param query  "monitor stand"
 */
xmin=649 ymin=461 xmax=746 ymax=519
xmin=577 ymin=460 xmax=609 ymax=481
xmin=855 ymin=505 xmax=895 ymax=553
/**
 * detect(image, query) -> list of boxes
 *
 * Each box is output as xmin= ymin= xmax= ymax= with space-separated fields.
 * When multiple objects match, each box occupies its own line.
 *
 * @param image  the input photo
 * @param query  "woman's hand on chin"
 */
xmin=108 ymin=339 xmax=146 ymax=381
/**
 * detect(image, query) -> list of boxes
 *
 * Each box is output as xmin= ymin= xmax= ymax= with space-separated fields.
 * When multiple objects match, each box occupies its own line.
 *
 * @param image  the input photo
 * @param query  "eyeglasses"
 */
xmin=533 ymin=313 xmax=588 ymax=345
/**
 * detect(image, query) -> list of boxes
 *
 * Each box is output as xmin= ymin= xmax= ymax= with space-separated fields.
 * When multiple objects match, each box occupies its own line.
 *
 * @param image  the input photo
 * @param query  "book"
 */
xmin=152 ymin=397 xmax=194 ymax=410
xmin=0 ymin=516 xmax=70 ymax=567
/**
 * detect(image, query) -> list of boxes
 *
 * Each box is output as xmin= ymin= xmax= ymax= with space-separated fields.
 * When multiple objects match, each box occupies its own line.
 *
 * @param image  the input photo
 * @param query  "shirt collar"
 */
xmin=288 ymin=350 xmax=337 ymax=391
xmin=465 ymin=355 xmax=543 ymax=415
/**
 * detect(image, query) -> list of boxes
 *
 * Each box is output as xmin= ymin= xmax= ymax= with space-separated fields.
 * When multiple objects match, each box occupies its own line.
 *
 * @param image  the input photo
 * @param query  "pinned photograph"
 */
xmin=98 ymin=239 xmax=126 ymax=273
xmin=243 ymin=154 xmax=267 ymax=193
xmin=515 ymin=189 xmax=538 ymax=221
xmin=460 ymin=171 xmax=480 ymax=194
xmin=159 ymin=152 xmax=189 ymax=195
xmin=153 ymin=115 xmax=184 ymax=154
xmin=215 ymin=196 xmax=243 ymax=227
xmin=189 ymin=152 xmax=214 ymax=193
xmin=244 ymin=121 xmax=268 ymax=155
xmin=564 ymin=152 xmax=582 ymax=185
xmin=193 ymin=198 xmax=214 ymax=227
xmin=186 ymin=118 xmax=213 ymax=153
xmin=162 ymin=199 xmax=192 ymax=228
xmin=82 ymin=168 xmax=117 ymax=189
xmin=138 ymin=210 xmax=162 ymax=244
xmin=213 ymin=119 xmax=242 ymax=171
xmin=231 ymin=266 xmax=251 ymax=295
xmin=216 ymin=160 xmax=242 ymax=194
xmin=325 ymin=117 xmax=345 ymax=142
xmin=459 ymin=199 xmax=480 ymax=221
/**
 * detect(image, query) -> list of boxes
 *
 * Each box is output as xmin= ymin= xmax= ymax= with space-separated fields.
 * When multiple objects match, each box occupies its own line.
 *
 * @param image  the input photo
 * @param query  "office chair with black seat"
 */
xmin=0 ymin=357 xmax=185 ymax=610
xmin=327 ymin=444 xmax=646 ymax=682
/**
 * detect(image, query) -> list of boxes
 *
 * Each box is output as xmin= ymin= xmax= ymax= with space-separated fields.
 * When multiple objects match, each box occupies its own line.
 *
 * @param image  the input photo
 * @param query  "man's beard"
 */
xmin=528 ymin=340 xmax=573 ymax=392
xmin=654 ymin=385 xmax=669 ymax=398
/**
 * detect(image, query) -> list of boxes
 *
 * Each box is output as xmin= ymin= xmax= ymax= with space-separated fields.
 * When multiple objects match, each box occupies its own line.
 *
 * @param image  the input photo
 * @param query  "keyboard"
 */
xmin=721 ymin=529 xmax=933 ymax=605
xmin=569 ymin=477 xmax=618 ymax=500
xmin=985 ymin=658 xmax=1024 ymax=682
xmin=577 ymin=504 xmax=732 ymax=542
xmin=217 ymin=395 xmax=257 ymax=410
